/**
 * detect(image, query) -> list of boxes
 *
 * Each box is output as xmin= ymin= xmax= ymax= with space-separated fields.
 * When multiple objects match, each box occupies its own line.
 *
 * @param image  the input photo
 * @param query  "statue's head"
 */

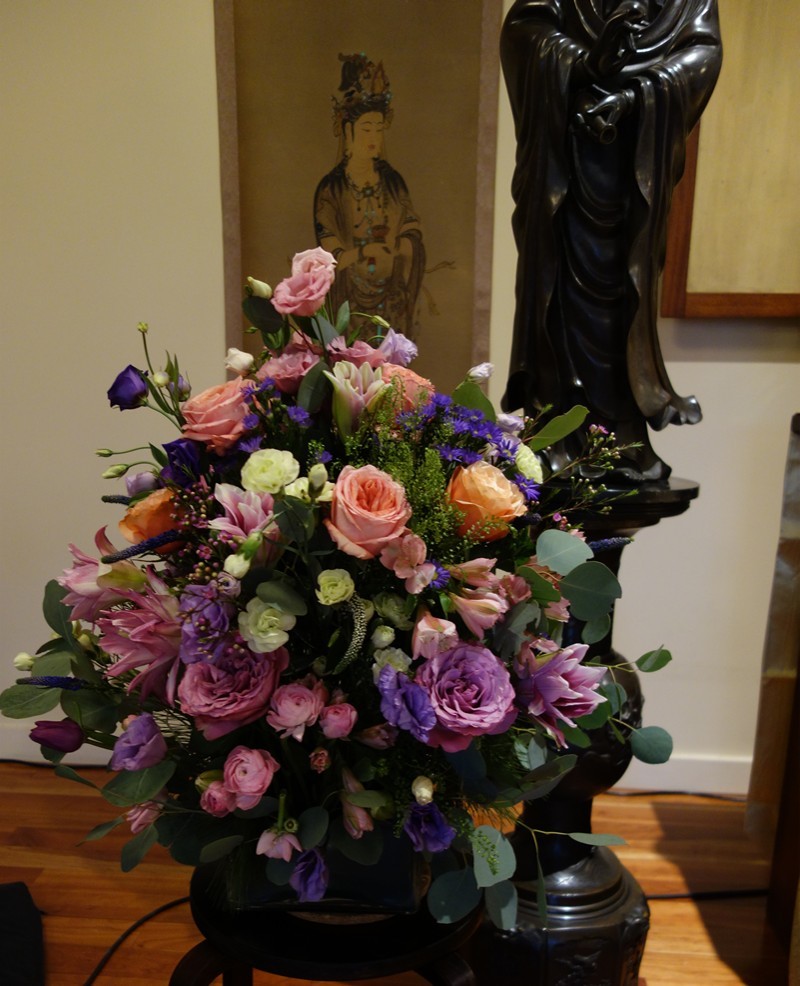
xmin=331 ymin=53 xmax=393 ymax=153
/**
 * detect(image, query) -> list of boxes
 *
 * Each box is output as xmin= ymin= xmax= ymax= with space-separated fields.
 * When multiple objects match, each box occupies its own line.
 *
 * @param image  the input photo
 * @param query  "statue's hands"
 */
xmin=573 ymin=88 xmax=636 ymax=143
xmin=585 ymin=1 xmax=647 ymax=78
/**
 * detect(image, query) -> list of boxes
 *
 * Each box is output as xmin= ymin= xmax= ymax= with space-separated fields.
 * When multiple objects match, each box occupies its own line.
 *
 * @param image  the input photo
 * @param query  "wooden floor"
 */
xmin=0 ymin=761 xmax=789 ymax=985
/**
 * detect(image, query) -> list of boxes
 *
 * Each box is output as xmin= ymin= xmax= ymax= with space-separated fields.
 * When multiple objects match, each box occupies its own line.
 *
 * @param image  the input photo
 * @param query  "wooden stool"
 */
xmin=170 ymin=866 xmax=481 ymax=986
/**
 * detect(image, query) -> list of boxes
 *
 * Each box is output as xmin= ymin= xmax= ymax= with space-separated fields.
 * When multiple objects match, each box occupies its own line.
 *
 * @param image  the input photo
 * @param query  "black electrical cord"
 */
xmin=82 ymin=895 xmax=190 ymax=986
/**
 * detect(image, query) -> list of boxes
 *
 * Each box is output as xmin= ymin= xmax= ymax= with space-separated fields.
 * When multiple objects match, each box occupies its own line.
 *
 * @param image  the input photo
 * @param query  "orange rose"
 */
xmin=119 ymin=488 xmax=183 ymax=553
xmin=446 ymin=461 xmax=527 ymax=541
xmin=380 ymin=364 xmax=434 ymax=411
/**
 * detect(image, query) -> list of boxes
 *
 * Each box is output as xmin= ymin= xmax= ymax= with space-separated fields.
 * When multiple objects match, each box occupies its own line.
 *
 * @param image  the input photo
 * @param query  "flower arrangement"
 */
xmin=3 ymin=248 xmax=672 ymax=927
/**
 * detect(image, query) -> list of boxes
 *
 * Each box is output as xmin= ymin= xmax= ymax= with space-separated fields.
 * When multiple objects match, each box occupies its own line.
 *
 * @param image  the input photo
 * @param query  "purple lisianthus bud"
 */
xmin=110 ymin=712 xmax=168 ymax=770
xmin=377 ymin=665 xmax=436 ymax=743
xmin=403 ymin=802 xmax=456 ymax=853
xmin=125 ymin=470 xmax=159 ymax=497
xmin=108 ymin=365 xmax=148 ymax=410
xmin=30 ymin=718 xmax=84 ymax=753
xmin=290 ymin=848 xmax=329 ymax=902
xmin=160 ymin=437 xmax=203 ymax=487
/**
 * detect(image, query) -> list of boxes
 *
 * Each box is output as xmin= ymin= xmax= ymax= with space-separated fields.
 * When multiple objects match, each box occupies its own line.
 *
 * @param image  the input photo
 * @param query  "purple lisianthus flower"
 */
xmin=178 ymin=581 xmax=236 ymax=663
xmin=125 ymin=471 xmax=159 ymax=497
xmin=29 ymin=718 xmax=84 ymax=753
xmin=108 ymin=365 xmax=148 ymax=410
xmin=377 ymin=665 xmax=436 ymax=742
xmin=160 ymin=437 xmax=203 ymax=487
xmin=110 ymin=712 xmax=168 ymax=770
xmin=290 ymin=848 xmax=329 ymax=902
xmin=415 ymin=643 xmax=517 ymax=753
xmin=377 ymin=328 xmax=418 ymax=367
xmin=404 ymin=802 xmax=457 ymax=853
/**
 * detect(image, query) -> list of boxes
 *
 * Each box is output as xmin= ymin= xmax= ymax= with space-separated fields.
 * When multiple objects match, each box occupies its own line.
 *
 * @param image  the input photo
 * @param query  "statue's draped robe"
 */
xmin=501 ymin=0 xmax=721 ymax=479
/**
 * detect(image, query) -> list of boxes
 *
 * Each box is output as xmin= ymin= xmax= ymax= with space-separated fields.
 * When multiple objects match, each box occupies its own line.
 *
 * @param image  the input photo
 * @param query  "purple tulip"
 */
xmin=30 ymin=719 xmax=84 ymax=753
xmin=403 ymin=802 xmax=456 ymax=853
xmin=290 ymin=848 xmax=329 ymax=902
xmin=107 ymin=365 xmax=148 ymax=410
xmin=110 ymin=712 xmax=168 ymax=770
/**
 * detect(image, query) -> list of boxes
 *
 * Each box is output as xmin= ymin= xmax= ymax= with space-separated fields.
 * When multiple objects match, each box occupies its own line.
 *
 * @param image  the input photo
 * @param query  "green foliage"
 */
xmin=427 ymin=867 xmax=482 ymax=923
xmin=121 ymin=825 xmax=160 ymax=871
xmin=485 ymin=879 xmax=518 ymax=930
xmin=102 ymin=761 xmax=176 ymax=807
xmin=567 ymin=831 xmax=627 ymax=847
xmin=631 ymin=725 xmax=673 ymax=764
xmin=636 ymin=646 xmax=673 ymax=673
xmin=297 ymin=806 xmax=329 ymax=849
xmin=61 ymin=689 xmax=119 ymax=733
xmin=0 ymin=683 xmax=61 ymax=719
xmin=452 ymin=379 xmax=496 ymax=422
xmin=534 ymin=529 xmax=593 ymax=576
xmin=527 ymin=405 xmax=588 ymax=452
xmin=471 ymin=825 xmax=516 ymax=888
xmin=560 ymin=561 xmax=622 ymax=621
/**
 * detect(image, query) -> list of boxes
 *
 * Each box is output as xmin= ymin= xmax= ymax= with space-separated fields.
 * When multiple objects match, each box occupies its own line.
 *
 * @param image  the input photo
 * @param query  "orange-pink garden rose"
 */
xmin=324 ymin=464 xmax=412 ymax=560
xmin=181 ymin=377 xmax=249 ymax=454
xmin=380 ymin=364 xmax=434 ymax=411
xmin=446 ymin=460 xmax=527 ymax=541
xmin=118 ymin=488 xmax=183 ymax=553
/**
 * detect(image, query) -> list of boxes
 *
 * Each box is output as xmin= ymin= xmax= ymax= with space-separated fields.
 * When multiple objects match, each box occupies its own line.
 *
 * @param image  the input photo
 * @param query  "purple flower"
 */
xmin=415 ymin=643 xmax=517 ymax=753
xmin=377 ymin=328 xmax=418 ymax=367
xmin=377 ymin=665 xmax=437 ymax=742
xmin=178 ymin=581 xmax=236 ymax=664
xmin=29 ymin=719 xmax=84 ymax=753
xmin=290 ymin=848 xmax=329 ymax=902
xmin=108 ymin=365 xmax=148 ymax=410
xmin=403 ymin=803 xmax=456 ymax=853
xmin=125 ymin=471 xmax=159 ymax=497
xmin=110 ymin=712 xmax=168 ymax=770
xmin=286 ymin=405 xmax=311 ymax=427
xmin=160 ymin=438 xmax=202 ymax=487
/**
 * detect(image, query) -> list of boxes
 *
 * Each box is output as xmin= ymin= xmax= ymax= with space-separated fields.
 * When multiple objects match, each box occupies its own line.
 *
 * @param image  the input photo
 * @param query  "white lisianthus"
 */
xmin=515 ymin=443 xmax=544 ymax=483
xmin=238 ymin=597 xmax=296 ymax=653
xmin=467 ymin=362 xmax=494 ymax=383
xmin=411 ymin=775 xmax=435 ymax=805
xmin=371 ymin=646 xmax=412 ymax=682
xmin=371 ymin=625 xmax=395 ymax=649
xmin=284 ymin=477 xmax=311 ymax=502
xmin=13 ymin=652 xmax=36 ymax=671
xmin=241 ymin=449 xmax=300 ymax=494
xmin=225 ymin=348 xmax=255 ymax=376
xmin=316 ymin=569 xmax=355 ymax=606
xmin=247 ymin=276 xmax=272 ymax=299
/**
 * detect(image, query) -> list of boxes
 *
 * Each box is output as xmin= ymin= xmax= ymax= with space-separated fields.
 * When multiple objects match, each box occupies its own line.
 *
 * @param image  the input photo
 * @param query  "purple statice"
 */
xmin=110 ymin=712 xmax=168 ymax=770
xmin=161 ymin=437 xmax=202 ymax=487
xmin=29 ymin=719 xmax=85 ymax=753
xmin=377 ymin=665 xmax=437 ymax=743
xmin=404 ymin=802 xmax=456 ymax=853
xmin=290 ymin=848 xmax=329 ymax=902
xmin=286 ymin=405 xmax=311 ymax=427
xmin=178 ymin=581 xmax=236 ymax=664
xmin=515 ymin=476 xmax=541 ymax=503
xmin=107 ymin=365 xmax=148 ymax=410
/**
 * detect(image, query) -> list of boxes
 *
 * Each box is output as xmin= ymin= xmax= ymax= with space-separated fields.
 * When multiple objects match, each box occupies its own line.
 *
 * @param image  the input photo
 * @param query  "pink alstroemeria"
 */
xmin=448 ymin=587 xmax=509 ymax=638
xmin=340 ymin=767 xmax=374 ymax=840
xmin=208 ymin=484 xmax=281 ymax=563
xmin=379 ymin=531 xmax=436 ymax=594
xmin=446 ymin=557 xmax=500 ymax=589
xmin=322 ymin=361 xmax=388 ymax=437
xmin=515 ymin=642 xmax=607 ymax=747
xmin=256 ymin=828 xmax=302 ymax=862
xmin=497 ymin=570 xmax=532 ymax=606
xmin=412 ymin=607 xmax=459 ymax=660
xmin=58 ymin=528 xmax=145 ymax=623
xmin=99 ymin=570 xmax=182 ymax=703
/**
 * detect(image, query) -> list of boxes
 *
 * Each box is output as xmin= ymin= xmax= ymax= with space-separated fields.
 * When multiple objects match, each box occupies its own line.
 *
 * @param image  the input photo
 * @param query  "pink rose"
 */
xmin=324 ymin=465 xmax=412 ymax=560
xmin=182 ymin=377 xmax=249 ymax=454
xmin=177 ymin=646 xmax=288 ymax=740
xmin=271 ymin=248 xmax=336 ymax=317
xmin=200 ymin=780 xmax=236 ymax=817
xmin=319 ymin=702 xmax=358 ymax=739
xmin=267 ymin=676 xmax=328 ymax=740
xmin=222 ymin=746 xmax=280 ymax=810
xmin=258 ymin=348 xmax=320 ymax=395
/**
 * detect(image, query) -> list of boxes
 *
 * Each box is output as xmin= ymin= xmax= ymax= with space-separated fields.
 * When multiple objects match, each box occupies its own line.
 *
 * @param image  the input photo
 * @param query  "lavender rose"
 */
xmin=110 ymin=713 xmax=168 ymax=770
xmin=403 ymin=802 xmax=456 ymax=853
xmin=290 ymin=848 xmax=329 ymax=902
xmin=415 ymin=643 xmax=517 ymax=752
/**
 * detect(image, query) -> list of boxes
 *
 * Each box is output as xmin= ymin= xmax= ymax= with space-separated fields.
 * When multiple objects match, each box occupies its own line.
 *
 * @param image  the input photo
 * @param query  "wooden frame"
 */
xmin=214 ymin=0 xmax=502 ymax=394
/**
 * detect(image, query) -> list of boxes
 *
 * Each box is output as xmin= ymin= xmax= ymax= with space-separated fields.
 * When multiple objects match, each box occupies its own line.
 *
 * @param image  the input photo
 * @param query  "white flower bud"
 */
xmin=223 ymin=553 xmax=251 ymax=579
xmin=308 ymin=462 xmax=329 ymax=493
xmin=247 ymin=276 xmax=272 ymax=299
xmin=102 ymin=463 xmax=129 ymax=479
xmin=153 ymin=371 xmax=169 ymax=388
xmin=467 ymin=362 xmax=494 ymax=383
xmin=13 ymin=652 xmax=36 ymax=671
xmin=225 ymin=348 xmax=255 ymax=376
xmin=371 ymin=625 xmax=395 ymax=649
xmin=412 ymin=775 xmax=435 ymax=805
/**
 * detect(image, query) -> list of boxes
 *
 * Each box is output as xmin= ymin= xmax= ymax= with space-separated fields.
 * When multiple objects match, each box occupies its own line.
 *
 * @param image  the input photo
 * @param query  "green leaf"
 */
xmin=517 ymin=567 xmax=561 ymax=603
xmin=312 ymin=314 xmax=340 ymax=348
xmin=493 ymin=601 xmax=541 ymax=662
xmin=575 ymin=701 xmax=612 ymax=730
xmin=534 ymin=529 xmax=593 ymax=576
xmin=242 ymin=293 xmax=283 ymax=336
xmin=345 ymin=790 xmax=390 ymax=809
xmin=32 ymin=651 xmax=73 ymax=676
xmin=559 ymin=725 xmax=592 ymax=748
xmin=82 ymin=816 xmax=126 ymax=843
xmin=631 ymin=726 xmax=673 ymax=764
xmin=296 ymin=358 xmax=330 ymax=413
xmin=559 ymin=561 xmax=622 ymax=621
xmin=485 ymin=880 xmax=518 ymax=930
xmin=427 ymin=868 xmax=482 ymax=923
xmin=198 ymin=835 xmax=244 ymax=864
xmin=121 ymin=825 xmax=159 ymax=872
xmin=297 ymin=806 xmax=329 ymax=849
xmin=266 ymin=857 xmax=295 ymax=886
xmin=472 ymin=825 xmax=517 ymax=888
xmin=54 ymin=763 xmax=101 ymax=790
xmin=42 ymin=580 xmax=74 ymax=641
xmin=335 ymin=300 xmax=351 ymax=335
xmin=273 ymin=497 xmax=316 ymax=544
xmin=599 ymin=679 xmax=627 ymax=715
xmin=149 ymin=443 xmax=168 ymax=468
xmin=528 ymin=405 xmax=588 ymax=452
xmin=527 ymin=735 xmax=548 ymax=771
xmin=567 ymin=831 xmax=627 ymax=847
xmin=581 ymin=614 xmax=611 ymax=644
xmin=327 ymin=823 xmax=384 ymax=865
xmin=255 ymin=579 xmax=308 ymax=616
xmin=61 ymin=689 xmax=119 ymax=732
xmin=452 ymin=379 xmax=496 ymax=422
xmin=535 ymin=854 xmax=548 ymax=925
xmin=519 ymin=753 xmax=577 ymax=793
xmin=636 ymin=647 xmax=673 ymax=673
xmin=0 ymin=684 xmax=61 ymax=719
xmin=102 ymin=761 xmax=175 ymax=807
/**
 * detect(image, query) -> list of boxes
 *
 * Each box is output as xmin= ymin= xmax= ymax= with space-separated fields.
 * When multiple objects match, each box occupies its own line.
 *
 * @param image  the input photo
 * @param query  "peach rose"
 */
xmin=324 ymin=464 xmax=412 ymax=560
xmin=118 ymin=488 xmax=183 ymax=552
xmin=380 ymin=364 xmax=434 ymax=411
xmin=181 ymin=377 xmax=248 ymax=454
xmin=446 ymin=461 xmax=527 ymax=541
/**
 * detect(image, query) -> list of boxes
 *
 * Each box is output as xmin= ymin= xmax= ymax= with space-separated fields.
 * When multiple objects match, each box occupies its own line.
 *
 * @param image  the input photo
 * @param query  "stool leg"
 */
xmin=169 ymin=939 xmax=253 ymax=986
xmin=419 ymin=950 xmax=477 ymax=986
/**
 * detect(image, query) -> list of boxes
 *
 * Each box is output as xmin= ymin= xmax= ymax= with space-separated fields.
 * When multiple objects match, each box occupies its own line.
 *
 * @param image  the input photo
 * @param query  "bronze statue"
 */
xmin=501 ymin=0 xmax=722 ymax=481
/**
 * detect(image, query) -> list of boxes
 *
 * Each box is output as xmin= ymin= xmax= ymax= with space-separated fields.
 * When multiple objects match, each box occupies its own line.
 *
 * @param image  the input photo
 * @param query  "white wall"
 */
xmin=2 ymin=2 xmax=798 ymax=794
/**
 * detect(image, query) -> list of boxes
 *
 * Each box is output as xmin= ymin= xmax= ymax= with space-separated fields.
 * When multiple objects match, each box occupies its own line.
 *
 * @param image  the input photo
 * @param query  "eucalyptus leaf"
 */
xmin=534 ymin=529 xmax=593 ymax=576
xmin=297 ymin=806 xmax=329 ymax=849
xmin=599 ymin=679 xmax=627 ymax=715
xmin=517 ymin=567 xmax=561 ymax=602
xmin=526 ymin=735 xmax=548 ymax=771
xmin=581 ymin=614 xmax=611 ymax=645
xmin=472 ymin=825 xmax=517 ymax=888
xmin=452 ymin=379 xmax=496 ymax=422
xmin=273 ymin=497 xmax=316 ymax=544
xmin=528 ymin=405 xmax=588 ymax=453
xmin=575 ymin=701 xmax=613 ymax=730
xmin=567 ymin=831 xmax=627 ymax=846
xmin=0 ymin=684 xmax=61 ymax=719
xmin=631 ymin=725 xmax=673 ymax=764
xmin=427 ymin=868 xmax=482 ymax=924
xmin=254 ymin=579 xmax=308 ymax=616
xmin=327 ymin=823 xmax=384 ymax=865
xmin=636 ymin=646 xmax=673 ymax=673
xmin=121 ymin=824 xmax=160 ymax=871
xmin=536 ymin=855 xmax=548 ymax=925
xmin=560 ymin=725 xmax=592 ymax=748
xmin=559 ymin=561 xmax=622 ymax=621
xmin=61 ymin=689 xmax=119 ymax=732
xmin=485 ymin=879 xmax=518 ymax=930
xmin=519 ymin=753 xmax=577 ymax=792
xmin=102 ymin=760 xmax=176 ymax=807
xmin=266 ymin=856 xmax=295 ymax=886
xmin=54 ymin=763 xmax=100 ymax=790
xmin=81 ymin=816 xmax=126 ymax=843
xmin=32 ymin=651 xmax=73 ymax=676
xmin=199 ymin=835 xmax=244 ymax=864
xmin=345 ymin=790 xmax=390 ymax=809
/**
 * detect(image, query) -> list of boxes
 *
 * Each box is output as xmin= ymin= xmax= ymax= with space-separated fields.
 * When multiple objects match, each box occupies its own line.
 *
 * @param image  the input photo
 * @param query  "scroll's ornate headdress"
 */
xmin=332 ymin=53 xmax=393 ymax=136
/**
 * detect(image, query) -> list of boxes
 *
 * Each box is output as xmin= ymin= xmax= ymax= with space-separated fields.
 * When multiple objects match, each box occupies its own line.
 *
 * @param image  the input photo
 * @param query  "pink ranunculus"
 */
xmin=181 ymin=377 xmax=249 ymax=454
xmin=324 ymin=465 xmax=412 ymax=561
xmin=266 ymin=676 xmax=328 ymax=741
xmin=412 ymin=608 xmax=459 ymax=660
xmin=177 ymin=645 xmax=288 ymax=740
xmin=99 ymin=570 xmax=183 ymax=703
xmin=309 ymin=747 xmax=332 ymax=773
xmin=380 ymin=364 xmax=434 ymax=411
xmin=200 ymin=780 xmax=236 ymax=817
xmin=415 ymin=643 xmax=517 ymax=753
xmin=448 ymin=587 xmax=509 ymax=638
xmin=271 ymin=248 xmax=336 ymax=317
xmin=515 ymin=642 xmax=606 ymax=747
xmin=258 ymin=347 xmax=321 ymax=395
xmin=58 ymin=527 xmax=143 ymax=622
xmin=327 ymin=337 xmax=386 ymax=368
xmin=319 ymin=702 xmax=358 ymax=739
xmin=222 ymin=746 xmax=280 ymax=810
xmin=256 ymin=828 xmax=302 ymax=862
xmin=446 ymin=557 xmax=500 ymax=589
